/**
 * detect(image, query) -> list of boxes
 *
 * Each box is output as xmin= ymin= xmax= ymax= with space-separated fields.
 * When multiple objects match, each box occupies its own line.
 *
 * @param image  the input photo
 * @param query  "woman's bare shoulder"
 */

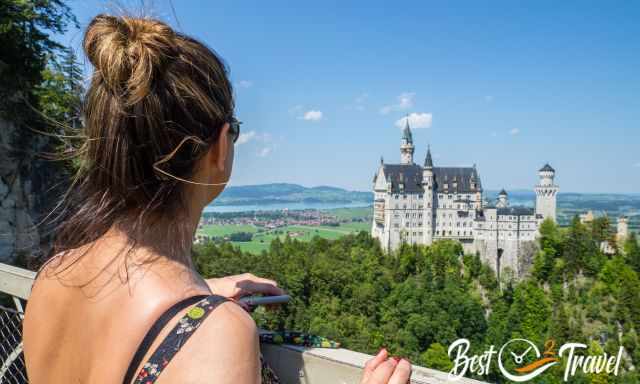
xmin=158 ymin=300 xmax=261 ymax=384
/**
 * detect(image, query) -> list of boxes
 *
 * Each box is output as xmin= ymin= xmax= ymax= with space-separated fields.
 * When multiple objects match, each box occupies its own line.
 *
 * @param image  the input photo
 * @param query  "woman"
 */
xmin=23 ymin=14 xmax=411 ymax=384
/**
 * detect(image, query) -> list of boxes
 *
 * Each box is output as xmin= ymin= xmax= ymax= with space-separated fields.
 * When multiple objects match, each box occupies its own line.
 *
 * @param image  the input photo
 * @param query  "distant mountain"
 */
xmin=211 ymin=183 xmax=373 ymax=206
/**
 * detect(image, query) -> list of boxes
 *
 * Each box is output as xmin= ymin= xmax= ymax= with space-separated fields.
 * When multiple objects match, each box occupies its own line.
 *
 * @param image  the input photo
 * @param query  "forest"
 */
xmin=2 ymin=2 xmax=639 ymax=383
xmin=193 ymin=217 xmax=640 ymax=384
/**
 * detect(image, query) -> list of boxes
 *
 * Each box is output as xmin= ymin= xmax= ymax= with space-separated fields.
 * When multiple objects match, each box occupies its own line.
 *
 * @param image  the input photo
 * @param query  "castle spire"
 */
xmin=402 ymin=116 xmax=413 ymax=144
xmin=400 ymin=116 xmax=415 ymax=164
xmin=424 ymin=145 xmax=433 ymax=168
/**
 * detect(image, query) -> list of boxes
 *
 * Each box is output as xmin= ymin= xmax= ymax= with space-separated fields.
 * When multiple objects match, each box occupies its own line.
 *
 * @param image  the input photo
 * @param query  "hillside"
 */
xmin=210 ymin=183 xmax=373 ymax=206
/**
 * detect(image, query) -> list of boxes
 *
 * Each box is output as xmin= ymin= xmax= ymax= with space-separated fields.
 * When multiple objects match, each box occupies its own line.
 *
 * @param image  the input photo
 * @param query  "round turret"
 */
xmin=535 ymin=164 xmax=559 ymax=221
xmin=497 ymin=189 xmax=508 ymax=208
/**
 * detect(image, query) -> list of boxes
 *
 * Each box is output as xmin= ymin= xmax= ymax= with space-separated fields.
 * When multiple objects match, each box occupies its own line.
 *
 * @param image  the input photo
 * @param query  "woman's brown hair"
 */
xmin=45 ymin=14 xmax=234 ymax=274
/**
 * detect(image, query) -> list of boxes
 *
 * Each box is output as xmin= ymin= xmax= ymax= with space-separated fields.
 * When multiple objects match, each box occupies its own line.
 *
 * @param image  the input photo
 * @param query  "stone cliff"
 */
xmin=0 ymin=118 xmax=68 ymax=265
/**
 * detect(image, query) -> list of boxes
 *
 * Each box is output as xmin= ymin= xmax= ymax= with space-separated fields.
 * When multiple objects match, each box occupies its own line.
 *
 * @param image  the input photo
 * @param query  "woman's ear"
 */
xmin=210 ymin=123 xmax=231 ymax=172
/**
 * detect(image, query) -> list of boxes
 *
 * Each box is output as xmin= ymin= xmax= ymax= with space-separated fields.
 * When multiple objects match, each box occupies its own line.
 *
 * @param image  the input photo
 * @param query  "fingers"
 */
xmin=369 ymin=358 xmax=399 ymax=384
xmin=388 ymin=359 xmax=412 ymax=384
xmin=362 ymin=348 xmax=388 ymax=383
xmin=235 ymin=277 xmax=286 ymax=297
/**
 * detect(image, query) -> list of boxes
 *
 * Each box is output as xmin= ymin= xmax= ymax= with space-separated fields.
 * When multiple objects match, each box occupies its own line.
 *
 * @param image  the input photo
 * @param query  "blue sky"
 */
xmin=60 ymin=1 xmax=640 ymax=193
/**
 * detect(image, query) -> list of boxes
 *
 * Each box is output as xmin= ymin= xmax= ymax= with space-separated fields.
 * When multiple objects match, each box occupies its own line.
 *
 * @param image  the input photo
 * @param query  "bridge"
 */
xmin=0 ymin=262 xmax=487 ymax=384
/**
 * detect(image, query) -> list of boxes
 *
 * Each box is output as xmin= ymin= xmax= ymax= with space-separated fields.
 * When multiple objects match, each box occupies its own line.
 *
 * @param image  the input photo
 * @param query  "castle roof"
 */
xmin=381 ymin=164 xmax=482 ymax=194
xmin=539 ymin=163 xmax=555 ymax=173
xmin=497 ymin=206 xmax=535 ymax=216
xmin=382 ymin=164 xmax=423 ymax=193
xmin=499 ymin=189 xmax=508 ymax=196
xmin=434 ymin=167 xmax=482 ymax=194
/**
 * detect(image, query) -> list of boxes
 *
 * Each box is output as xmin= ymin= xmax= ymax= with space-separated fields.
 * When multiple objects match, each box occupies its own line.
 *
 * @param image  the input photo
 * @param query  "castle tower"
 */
xmin=422 ymin=146 xmax=434 ymax=244
xmin=534 ymin=164 xmax=559 ymax=222
xmin=400 ymin=119 xmax=415 ymax=164
xmin=496 ymin=189 xmax=509 ymax=208
xmin=617 ymin=216 xmax=629 ymax=244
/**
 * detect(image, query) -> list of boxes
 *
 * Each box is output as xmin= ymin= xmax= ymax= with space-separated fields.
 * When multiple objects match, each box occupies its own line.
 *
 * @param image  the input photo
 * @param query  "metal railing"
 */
xmin=0 ymin=305 xmax=27 ymax=384
xmin=0 ymin=263 xmax=34 ymax=384
xmin=0 ymin=263 xmax=486 ymax=384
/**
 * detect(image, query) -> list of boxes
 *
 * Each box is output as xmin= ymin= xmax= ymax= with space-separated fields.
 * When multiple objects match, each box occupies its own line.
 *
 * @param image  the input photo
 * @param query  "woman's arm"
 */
xmin=206 ymin=273 xmax=285 ymax=300
xmin=160 ymin=300 xmax=261 ymax=384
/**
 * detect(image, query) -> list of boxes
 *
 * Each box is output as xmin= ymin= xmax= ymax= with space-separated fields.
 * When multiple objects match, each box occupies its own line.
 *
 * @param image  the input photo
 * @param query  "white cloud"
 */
xmin=302 ymin=110 xmax=323 ymax=121
xmin=395 ymin=112 xmax=433 ymax=129
xmin=290 ymin=105 xmax=323 ymax=121
xmin=380 ymin=92 xmax=415 ymax=114
xmin=257 ymin=147 xmax=272 ymax=157
xmin=236 ymin=130 xmax=256 ymax=145
xmin=237 ymin=80 xmax=253 ymax=88
xmin=484 ymin=95 xmax=494 ymax=103
xmin=509 ymin=128 xmax=520 ymax=135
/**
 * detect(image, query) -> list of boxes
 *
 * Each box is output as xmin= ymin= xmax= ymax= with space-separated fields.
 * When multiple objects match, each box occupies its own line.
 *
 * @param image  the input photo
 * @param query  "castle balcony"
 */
xmin=0 ymin=262 xmax=488 ymax=384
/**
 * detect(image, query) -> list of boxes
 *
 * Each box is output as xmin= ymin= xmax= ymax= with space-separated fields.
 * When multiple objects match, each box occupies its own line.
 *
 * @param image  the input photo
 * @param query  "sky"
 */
xmin=59 ymin=1 xmax=640 ymax=193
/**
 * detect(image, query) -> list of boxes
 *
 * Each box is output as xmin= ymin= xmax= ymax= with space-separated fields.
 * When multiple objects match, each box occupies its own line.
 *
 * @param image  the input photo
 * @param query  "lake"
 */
xmin=203 ymin=201 xmax=372 ymax=213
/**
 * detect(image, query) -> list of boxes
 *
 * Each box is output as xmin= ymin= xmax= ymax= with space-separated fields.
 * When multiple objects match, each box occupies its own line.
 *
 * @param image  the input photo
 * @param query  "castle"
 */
xmin=371 ymin=121 xmax=559 ymax=278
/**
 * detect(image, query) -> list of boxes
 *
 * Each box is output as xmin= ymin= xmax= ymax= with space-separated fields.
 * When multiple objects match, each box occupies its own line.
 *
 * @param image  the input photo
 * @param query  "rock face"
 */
xmin=0 ymin=119 xmax=65 ymax=265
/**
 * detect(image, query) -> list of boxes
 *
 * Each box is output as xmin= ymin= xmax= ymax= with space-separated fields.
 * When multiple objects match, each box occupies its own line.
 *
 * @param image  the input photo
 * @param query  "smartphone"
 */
xmin=239 ymin=295 xmax=291 ymax=306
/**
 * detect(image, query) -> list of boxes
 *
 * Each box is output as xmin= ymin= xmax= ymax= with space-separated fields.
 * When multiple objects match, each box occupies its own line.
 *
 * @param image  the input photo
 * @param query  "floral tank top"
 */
xmin=124 ymin=294 xmax=279 ymax=384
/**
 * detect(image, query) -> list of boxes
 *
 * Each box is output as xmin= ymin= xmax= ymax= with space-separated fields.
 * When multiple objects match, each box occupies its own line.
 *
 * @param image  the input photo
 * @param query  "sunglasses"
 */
xmin=228 ymin=117 xmax=242 ymax=144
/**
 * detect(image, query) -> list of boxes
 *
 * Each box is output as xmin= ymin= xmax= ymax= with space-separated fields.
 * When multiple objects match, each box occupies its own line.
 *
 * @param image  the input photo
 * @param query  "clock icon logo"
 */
xmin=498 ymin=339 xmax=559 ymax=382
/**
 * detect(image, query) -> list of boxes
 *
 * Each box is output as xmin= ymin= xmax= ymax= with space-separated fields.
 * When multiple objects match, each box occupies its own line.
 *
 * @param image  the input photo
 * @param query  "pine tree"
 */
xmin=624 ymin=233 xmax=640 ymax=274
xmin=551 ymin=303 xmax=571 ymax=345
xmin=564 ymin=216 xmax=598 ymax=276
xmin=60 ymin=47 xmax=84 ymax=128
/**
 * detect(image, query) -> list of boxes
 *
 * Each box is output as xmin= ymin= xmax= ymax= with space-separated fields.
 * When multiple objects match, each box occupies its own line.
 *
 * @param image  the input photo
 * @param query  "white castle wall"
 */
xmin=372 ymin=127 xmax=556 ymax=280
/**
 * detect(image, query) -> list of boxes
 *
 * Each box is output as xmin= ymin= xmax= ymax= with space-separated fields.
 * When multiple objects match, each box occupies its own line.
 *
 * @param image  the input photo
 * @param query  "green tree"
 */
xmin=534 ymin=219 xmax=562 ymax=281
xmin=506 ymin=280 xmax=551 ymax=345
xmin=550 ymin=303 xmax=571 ymax=345
xmin=623 ymin=232 xmax=640 ymax=273
xmin=588 ymin=340 xmax=611 ymax=384
xmin=420 ymin=343 xmax=453 ymax=372
xmin=590 ymin=217 xmax=612 ymax=243
xmin=0 ymin=0 xmax=78 ymax=116
xmin=564 ymin=216 xmax=599 ymax=277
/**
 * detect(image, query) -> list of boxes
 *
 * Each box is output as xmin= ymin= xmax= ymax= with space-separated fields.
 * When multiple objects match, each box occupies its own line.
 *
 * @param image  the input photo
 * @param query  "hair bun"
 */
xmin=83 ymin=14 xmax=178 ymax=104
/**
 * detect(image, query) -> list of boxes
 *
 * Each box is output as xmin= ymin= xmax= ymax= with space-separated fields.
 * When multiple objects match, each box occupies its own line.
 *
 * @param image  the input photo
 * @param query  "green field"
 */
xmin=197 ymin=221 xmax=371 ymax=254
xmin=324 ymin=206 xmax=372 ymax=220
xmin=198 ymin=224 xmax=258 ymax=237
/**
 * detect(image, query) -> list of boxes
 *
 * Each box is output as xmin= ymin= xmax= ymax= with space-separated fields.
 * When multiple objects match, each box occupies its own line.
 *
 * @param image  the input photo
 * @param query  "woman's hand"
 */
xmin=361 ymin=348 xmax=412 ymax=384
xmin=206 ymin=273 xmax=285 ymax=301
